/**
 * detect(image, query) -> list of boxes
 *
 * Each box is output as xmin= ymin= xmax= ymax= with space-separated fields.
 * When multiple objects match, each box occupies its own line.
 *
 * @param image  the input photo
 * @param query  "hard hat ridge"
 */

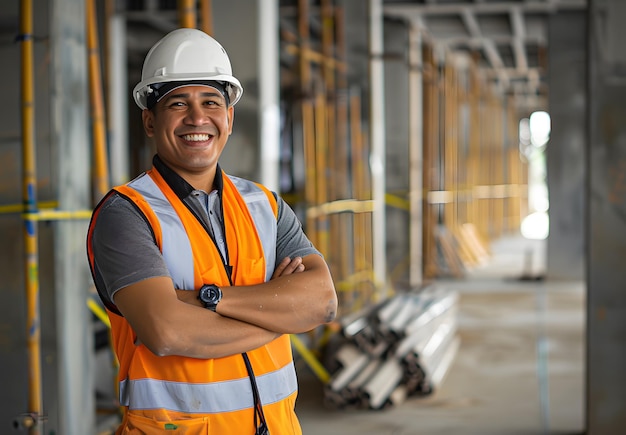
xmin=133 ymin=28 xmax=243 ymax=110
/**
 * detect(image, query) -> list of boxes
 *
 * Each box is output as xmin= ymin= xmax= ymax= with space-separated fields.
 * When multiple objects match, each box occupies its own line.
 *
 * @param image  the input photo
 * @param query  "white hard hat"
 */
xmin=133 ymin=28 xmax=243 ymax=109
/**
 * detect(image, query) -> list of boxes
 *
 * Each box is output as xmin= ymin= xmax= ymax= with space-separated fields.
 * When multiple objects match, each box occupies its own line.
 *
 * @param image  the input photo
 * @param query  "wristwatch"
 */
xmin=198 ymin=284 xmax=222 ymax=312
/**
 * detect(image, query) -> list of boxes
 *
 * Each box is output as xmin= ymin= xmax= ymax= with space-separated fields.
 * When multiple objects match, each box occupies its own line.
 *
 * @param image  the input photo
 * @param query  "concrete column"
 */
xmin=107 ymin=14 xmax=129 ymax=186
xmin=212 ymin=0 xmax=280 ymax=191
xmin=587 ymin=0 xmax=626 ymax=432
xmin=258 ymin=0 xmax=280 ymax=192
xmin=383 ymin=19 xmax=410 ymax=287
xmin=50 ymin=1 xmax=94 ymax=434
xmin=546 ymin=11 xmax=586 ymax=280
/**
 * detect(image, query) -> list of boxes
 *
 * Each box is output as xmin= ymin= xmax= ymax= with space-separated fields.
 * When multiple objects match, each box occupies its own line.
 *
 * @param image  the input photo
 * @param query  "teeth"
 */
xmin=182 ymin=134 xmax=210 ymax=142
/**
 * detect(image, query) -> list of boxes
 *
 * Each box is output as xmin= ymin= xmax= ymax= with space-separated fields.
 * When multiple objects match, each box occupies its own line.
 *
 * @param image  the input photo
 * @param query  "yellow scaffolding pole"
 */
xmin=87 ymin=0 xmax=110 ymax=201
xmin=19 ymin=0 xmax=43 ymax=432
xmin=199 ymin=0 xmax=213 ymax=35
xmin=289 ymin=335 xmax=331 ymax=384
xmin=178 ymin=0 xmax=197 ymax=28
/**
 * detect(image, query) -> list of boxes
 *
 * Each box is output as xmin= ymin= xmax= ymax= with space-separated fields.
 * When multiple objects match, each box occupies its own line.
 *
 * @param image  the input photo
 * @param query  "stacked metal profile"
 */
xmin=324 ymin=287 xmax=460 ymax=410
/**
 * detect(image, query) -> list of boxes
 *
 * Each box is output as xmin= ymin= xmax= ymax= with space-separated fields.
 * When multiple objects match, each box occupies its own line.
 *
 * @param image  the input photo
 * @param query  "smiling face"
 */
xmin=142 ymin=85 xmax=234 ymax=191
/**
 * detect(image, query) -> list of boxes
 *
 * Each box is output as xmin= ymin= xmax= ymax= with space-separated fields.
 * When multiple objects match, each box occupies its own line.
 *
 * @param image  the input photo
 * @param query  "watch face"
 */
xmin=200 ymin=284 xmax=221 ymax=306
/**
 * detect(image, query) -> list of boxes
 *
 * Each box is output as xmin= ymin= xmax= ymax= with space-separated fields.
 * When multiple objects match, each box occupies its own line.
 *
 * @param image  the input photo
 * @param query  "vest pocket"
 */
xmin=121 ymin=412 xmax=209 ymax=434
xmin=233 ymin=256 xmax=265 ymax=285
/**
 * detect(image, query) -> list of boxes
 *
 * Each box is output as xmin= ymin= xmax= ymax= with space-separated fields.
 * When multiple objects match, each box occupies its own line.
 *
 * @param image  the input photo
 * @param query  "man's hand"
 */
xmin=218 ymin=254 xmax=337 ymax=334
xmin=272 ymin=256 xmax=305 ymax=279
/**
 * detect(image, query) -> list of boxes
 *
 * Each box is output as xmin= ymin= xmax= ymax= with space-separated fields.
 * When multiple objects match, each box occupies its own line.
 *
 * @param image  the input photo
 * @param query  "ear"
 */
xmin=142 ymin=109 xmax=155 ymax=137
xmin=227 ymin=106 xmax=235 ymax=135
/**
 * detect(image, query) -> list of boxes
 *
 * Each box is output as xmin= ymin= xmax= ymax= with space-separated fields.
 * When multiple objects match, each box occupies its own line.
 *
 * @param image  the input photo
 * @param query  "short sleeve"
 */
xmin=90 ymin=193 xmax=171 ymax=307
xmin=275 ymin=196 xmax=322 ymax=262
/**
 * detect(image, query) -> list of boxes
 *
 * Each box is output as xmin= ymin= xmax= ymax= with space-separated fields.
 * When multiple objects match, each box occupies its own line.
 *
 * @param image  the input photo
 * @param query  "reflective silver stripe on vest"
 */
xmin=119 ymin=361 xmax=297 ymax=413
xmin=229 ymin=175 xmax=277 ymax=281
xmin=127 ymin=174 xmax=195 ymax=290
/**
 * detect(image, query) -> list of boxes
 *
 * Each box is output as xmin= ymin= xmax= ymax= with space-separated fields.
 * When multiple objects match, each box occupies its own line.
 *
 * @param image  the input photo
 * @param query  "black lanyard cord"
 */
xmin=206 ymin=187 xmax=268 ymax=434
xmin=242 ymin=352 xmax=270 ymax=435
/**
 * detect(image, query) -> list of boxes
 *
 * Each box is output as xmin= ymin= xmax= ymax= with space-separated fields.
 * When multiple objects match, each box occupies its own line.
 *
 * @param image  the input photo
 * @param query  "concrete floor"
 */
xmin=295 ymin=235 xmax=586 ymax=435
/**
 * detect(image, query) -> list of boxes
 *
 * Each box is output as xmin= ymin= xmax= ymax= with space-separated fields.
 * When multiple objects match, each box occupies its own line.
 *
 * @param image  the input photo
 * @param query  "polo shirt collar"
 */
xmin=152 ymin=154 xmax=224 ymax=199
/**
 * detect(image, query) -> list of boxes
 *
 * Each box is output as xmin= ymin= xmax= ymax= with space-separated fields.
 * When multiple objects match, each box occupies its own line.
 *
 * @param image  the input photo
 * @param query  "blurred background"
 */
xmin=0 ymin=0 xmax=623 ymax=434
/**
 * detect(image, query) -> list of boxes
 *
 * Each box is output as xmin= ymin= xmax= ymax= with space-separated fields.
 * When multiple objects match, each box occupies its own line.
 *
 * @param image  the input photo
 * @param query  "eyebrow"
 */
xmin=163 ymin=91 xmax=224 ymax=102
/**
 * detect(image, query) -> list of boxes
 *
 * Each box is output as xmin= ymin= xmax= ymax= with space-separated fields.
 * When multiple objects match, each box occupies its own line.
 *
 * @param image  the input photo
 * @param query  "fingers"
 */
xmin=283 ymin=257 xmax=304 ymax=275
xmin=272 ymin=257 xmax=290 ymax=279
xmin=272 ymin=256 xmax=305 ymax=279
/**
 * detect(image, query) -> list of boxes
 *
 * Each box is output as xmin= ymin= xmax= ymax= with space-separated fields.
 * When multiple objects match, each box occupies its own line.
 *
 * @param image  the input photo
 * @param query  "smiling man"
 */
xmin=86 ymin=28 xmax=337 ymax=435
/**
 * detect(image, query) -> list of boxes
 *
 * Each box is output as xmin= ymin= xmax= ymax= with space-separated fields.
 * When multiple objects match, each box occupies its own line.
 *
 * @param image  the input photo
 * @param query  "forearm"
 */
xmin=162 ymin=302 xmax=280 ymax=359
xmin=217 ymin=256 xmax=337 ymax=333
xmin=115 ymin=278 xmax=279 ymax=359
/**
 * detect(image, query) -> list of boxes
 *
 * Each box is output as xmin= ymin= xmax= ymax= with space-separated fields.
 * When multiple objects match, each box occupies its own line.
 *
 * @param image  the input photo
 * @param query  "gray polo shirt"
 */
xmin=90 ymin=160 xmax=320 ymax=308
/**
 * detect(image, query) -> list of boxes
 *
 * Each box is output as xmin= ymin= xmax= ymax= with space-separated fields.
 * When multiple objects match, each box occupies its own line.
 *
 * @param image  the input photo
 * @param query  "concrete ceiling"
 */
xmin=383 ymin=0 xmax=587 ymax=111
xmin=121 ymin=0 xmax=588 ymax=112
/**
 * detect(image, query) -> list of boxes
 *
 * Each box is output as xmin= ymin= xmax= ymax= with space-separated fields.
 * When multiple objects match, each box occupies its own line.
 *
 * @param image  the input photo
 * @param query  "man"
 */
xmin=87 ymin=28 xmax=337 ymax=434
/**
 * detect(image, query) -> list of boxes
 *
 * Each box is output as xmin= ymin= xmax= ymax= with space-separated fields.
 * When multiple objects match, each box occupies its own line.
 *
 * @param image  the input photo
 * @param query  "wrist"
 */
xmin=198 ymin=284 xmax=222 ymax=312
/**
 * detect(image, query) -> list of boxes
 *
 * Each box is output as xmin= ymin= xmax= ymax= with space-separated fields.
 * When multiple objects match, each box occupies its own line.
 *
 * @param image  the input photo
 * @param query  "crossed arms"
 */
xmin=113 ymin=255 xmax=337 ymax=359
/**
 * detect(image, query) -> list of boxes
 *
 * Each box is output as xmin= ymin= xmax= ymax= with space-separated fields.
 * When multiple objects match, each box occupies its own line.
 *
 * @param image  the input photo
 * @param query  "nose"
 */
xmin=183 ymin=102 xmax=209 ymax=126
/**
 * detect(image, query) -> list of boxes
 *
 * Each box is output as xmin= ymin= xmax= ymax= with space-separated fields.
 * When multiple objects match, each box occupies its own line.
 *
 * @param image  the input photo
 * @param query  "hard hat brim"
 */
xmin=133 ymin=73 xmax=243 ymax=110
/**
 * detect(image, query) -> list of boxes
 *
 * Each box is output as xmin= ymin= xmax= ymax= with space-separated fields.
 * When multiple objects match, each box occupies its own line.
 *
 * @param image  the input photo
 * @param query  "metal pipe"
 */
xmin=404 ymin=291 xmax=459 ymax=335
xmin=368 ymin=0 xmax=387 ymax=294
xmin=345 ymin=359 xmax=381 ymax=400
xmin=376 ymin=293 xmax=405 ymax=323
xmin=429 ymin=335 xmax=460 ymax=388
xmin=361 ymin=358 xmax=404 ymax=409
xmin=19 ymin=0 xmax=43 ymax=432
xmin=408 ymin=24 xmax=424 ymax=286
xmin=333 ymin=343 xmax=362 ymax=367
xmin=87 ymin=0 xmax=110 ymax=200
xmin=329 ymin=347 xmax=370 ymax=391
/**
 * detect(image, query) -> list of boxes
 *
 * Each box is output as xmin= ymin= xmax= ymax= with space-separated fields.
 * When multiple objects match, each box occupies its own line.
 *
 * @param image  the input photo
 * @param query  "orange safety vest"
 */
xmin=87 ymin=167 xmax=302 ymax=435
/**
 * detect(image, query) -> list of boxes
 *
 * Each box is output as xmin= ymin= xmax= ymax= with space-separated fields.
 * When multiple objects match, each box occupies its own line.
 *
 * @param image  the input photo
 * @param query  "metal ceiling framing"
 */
xmin=383 ymin=0 xmax=588 ymax=111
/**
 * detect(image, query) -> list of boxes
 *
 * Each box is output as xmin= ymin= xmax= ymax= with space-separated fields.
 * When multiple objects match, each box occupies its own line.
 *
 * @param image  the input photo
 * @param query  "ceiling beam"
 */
xmin=441 ymin=33 xmax=546 ymax=46
xmin=460 ymin=7 xmax=508 ymax=88
xmin=510 ymin=6 xmax=528 ymax=71
xmin=384 ymin=0 xmax=587 ymax=18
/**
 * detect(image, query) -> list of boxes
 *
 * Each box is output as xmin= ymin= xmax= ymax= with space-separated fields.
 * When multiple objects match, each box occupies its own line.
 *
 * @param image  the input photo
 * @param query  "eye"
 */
xmin=204 ymin=99 xmax=222 ymax=107
xmin=167 ymin=101 xmax=186 ymax=108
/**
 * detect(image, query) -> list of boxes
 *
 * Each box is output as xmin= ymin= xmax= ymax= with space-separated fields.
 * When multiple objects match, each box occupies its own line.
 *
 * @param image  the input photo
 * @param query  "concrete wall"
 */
xmin=587 ymin=0 xmax=626 ymax=432
xmin=383 ymin=19 xmax=411 ymax=286
xmin=212 ymin=1 xmax=264 ymax=182
xmin=546 ymin=12 xmax=587 ymax=280
xmin=50 ymin=0 xmax=94 ymax=432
